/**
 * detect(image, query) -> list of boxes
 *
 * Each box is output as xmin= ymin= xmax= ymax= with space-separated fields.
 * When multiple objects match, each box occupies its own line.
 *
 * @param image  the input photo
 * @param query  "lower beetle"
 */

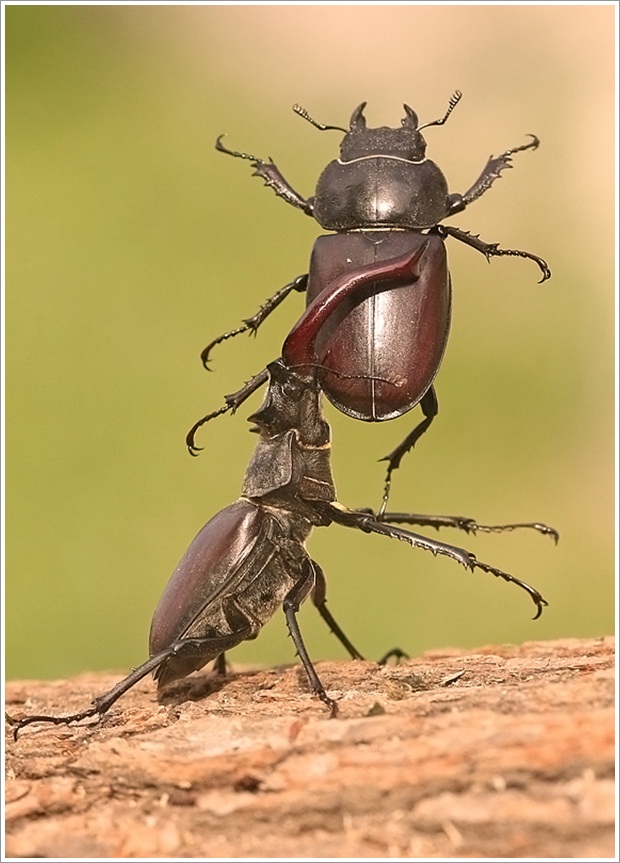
xmin=195 ymin=94 xmax=550 ymax=510
xmin=9 ymin=250 xmax=556 ymax=737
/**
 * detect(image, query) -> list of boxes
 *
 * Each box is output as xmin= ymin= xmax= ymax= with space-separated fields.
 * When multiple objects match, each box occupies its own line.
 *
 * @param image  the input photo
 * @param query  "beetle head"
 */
xmin=248 ymin=360 xmax=329 ymax=446
xmin=294 ymin=93 xmax=462 ymax=164
xmin=339 ymin=102 xmax=428 ymax=162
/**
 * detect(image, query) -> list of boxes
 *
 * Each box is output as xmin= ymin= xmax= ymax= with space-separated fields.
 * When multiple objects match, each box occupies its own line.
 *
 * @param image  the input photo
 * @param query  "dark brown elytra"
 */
xmin=192 ymin=93 xmax=550 ymax=512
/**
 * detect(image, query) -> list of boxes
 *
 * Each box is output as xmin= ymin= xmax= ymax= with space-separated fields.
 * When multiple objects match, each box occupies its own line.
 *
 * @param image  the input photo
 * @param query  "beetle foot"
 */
xmin=377 ymin=648 xmax=409 ymax=665
xmin=317 ymin=690 xmax=338 ymax=718
xmin=9 ymin=704 xmax=101 ymax=740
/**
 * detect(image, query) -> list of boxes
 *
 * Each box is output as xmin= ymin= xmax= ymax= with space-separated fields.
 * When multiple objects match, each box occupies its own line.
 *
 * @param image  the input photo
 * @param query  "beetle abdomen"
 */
xmin=149 ymin=501 xmax=304 ymax=686
xmin=306 ymin=231 xmax=451 ymax=421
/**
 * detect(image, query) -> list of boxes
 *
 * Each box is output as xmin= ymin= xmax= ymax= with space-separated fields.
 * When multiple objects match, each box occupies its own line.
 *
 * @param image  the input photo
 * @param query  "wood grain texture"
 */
xmin=5 ymin=637 xmax=615 ymax=859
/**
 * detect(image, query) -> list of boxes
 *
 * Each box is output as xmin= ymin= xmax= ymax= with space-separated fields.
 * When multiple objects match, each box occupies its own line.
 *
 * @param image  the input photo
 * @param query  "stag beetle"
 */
xmin=10 ymin=248 xmax=557 ymax=737
xmin=193 ymin=93 xmax=550 ymax=511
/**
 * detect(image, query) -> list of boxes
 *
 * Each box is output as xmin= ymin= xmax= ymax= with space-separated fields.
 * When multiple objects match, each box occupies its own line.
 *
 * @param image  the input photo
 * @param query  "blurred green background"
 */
xmin=6 ymin=6 xmax=615 ymax=681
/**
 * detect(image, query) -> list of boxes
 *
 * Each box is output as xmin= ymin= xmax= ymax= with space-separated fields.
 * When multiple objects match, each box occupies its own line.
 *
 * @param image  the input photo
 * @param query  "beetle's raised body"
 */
xmin=150 ymin=359 xmax=337 ymax=692
xmin=198 ymin=94 xmax=550 ymax=508
xmin=303 ymin=102 xmax=454 ymax=423
xmin=10 ymin=251 xmax=557 ymax=738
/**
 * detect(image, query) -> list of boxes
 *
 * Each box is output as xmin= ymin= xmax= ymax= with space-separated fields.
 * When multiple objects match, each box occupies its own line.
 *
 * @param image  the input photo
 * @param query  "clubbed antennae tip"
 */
xmin=293 ymin=104 xmax=347 ymax=134
xmin=419 ymin=90 xmax=463 ymax=131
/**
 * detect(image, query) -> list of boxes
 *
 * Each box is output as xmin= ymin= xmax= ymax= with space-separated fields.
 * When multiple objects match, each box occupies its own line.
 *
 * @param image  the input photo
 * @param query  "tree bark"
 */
xmin=5 ymin=636 xmax=614 ymax=859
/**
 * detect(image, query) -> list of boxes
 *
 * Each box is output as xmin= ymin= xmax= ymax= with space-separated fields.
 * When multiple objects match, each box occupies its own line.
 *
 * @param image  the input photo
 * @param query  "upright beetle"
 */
xmin=192 ymin=93 xmax=550 ymax=509
xmin=9 ymin=250 xmax=556 ymax=737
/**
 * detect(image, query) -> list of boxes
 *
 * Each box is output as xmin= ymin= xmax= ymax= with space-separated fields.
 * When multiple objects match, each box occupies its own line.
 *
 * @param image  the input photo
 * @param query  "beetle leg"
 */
xmin=320 ymin=503 xmax=548 ymax=619
xmin=311 ymin=559 xmax=410 ymax=665
xmin=324 ymin=503 xmax=475 ymax=570
xmin=216 ymin=135 xmax=314 ymax=215
xmin=378 ymin=387 xmax=438 ymax=516
xmin=377 ymin=648 xmax=409 ymax=665
xmin=186 ymin=366 xmax=270 ymax=455
xmin=435 ymin=224 xmax=551 ymax=283
xmin=374 ymin=512 xmax=559 ymax=543
xmin=201 ymin=275 xmax=308 ymax=369
xmin=213 ymin=653 xmax=228 ymax=675
xmin=8 ymin=648 xmax=174 ymax=739
xmin=252 ymin=160 xmax=315 ymax=215
xmin=310 ymin=558 xmax=365 ymax=660
xmin=447 ymin=134 xmax=540 ymax=214
xmin=282 ymin=560 xmax=338 ymax=716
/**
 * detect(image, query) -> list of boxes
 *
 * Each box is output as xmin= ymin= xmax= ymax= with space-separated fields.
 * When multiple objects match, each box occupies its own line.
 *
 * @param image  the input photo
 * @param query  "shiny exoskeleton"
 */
xmin=9 ymin=254 xmax=557 ymax=738
xmin=195 ymin=93 xmax=550 ymax=510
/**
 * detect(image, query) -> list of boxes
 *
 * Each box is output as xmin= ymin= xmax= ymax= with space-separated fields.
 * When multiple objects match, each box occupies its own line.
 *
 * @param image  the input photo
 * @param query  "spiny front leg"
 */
xmin=321 ymin=504 xmax=548 ymax=619
xmin=376 ymin=512 xmax=559 ymax=543
xmin=186 ymin=367 xmax=269 ymax=455
xmin=324 ymin=504 xmax=476 ymax=570
xmin=201 ymin=275 xmax=308 ymax=369
xmin=216 ymin=135 xmax=314 ymax=215
xmin=447 ymin=134 xmax=540 ymax=214
xmin=435 ymin=224 xmax=550 ymax=283
xmin=366 ymin=516 xmax=548 ymax=619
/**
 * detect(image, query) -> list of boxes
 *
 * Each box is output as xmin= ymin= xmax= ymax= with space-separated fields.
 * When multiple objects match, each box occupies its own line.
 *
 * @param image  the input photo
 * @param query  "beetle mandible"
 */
xmin=193 ymin=93 xmax=551 ymax=511
xmin=9 ymin=247 xmax=558 ymax=737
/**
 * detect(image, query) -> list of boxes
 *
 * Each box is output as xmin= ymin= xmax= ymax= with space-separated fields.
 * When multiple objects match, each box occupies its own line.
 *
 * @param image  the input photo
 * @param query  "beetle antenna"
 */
xmin=418 ymin=90 xmax=463 ymax=131
xmin=293 ymin=104 xmax=348 ymax=134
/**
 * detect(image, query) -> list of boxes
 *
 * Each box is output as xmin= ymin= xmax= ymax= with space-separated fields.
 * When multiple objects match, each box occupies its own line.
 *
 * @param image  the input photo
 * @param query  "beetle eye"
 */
xmin=282 ymin=380 xmax=300 ymax=398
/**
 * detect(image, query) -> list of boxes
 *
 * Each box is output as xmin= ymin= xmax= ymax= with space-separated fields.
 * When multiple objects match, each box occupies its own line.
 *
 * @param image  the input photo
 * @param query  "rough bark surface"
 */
xmin=5 ymin=636 xmax=615 ymax=859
